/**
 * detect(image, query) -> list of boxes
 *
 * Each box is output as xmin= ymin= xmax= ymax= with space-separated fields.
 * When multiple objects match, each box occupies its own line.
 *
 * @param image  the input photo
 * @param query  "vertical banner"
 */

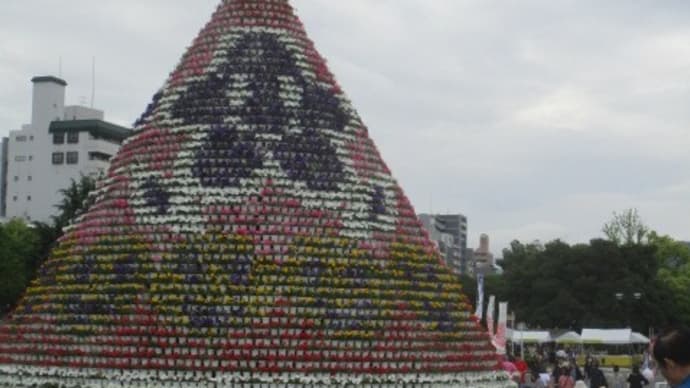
xmin=486 ymin=295 xmax=495 ymax=339
xmin=494 ymin=301 xmax=508 ymax=354
xmin=475 ymin=273 xmax=484 ymax=320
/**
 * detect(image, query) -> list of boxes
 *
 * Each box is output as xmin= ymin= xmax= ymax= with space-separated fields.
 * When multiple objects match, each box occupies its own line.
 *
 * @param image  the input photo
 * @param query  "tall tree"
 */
xmin=602 ymin=208 xmax=649 ymax=245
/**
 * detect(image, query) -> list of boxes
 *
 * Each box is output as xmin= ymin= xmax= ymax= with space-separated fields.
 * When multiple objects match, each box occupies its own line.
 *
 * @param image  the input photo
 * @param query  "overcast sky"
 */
xmin=1 ymin=1 xmax=689 ymax=254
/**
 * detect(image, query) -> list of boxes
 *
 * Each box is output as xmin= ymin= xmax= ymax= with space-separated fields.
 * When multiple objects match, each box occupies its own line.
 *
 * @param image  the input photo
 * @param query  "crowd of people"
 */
xmin=502 ymin=326 xmax=690 ymax=388
xmin=504 ymin=351 xmax=652 ymax=388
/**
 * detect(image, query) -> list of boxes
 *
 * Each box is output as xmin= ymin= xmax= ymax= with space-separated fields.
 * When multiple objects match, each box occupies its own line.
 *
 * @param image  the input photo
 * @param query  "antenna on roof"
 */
xmin=90 ymin=56 xmax=96 ymax=108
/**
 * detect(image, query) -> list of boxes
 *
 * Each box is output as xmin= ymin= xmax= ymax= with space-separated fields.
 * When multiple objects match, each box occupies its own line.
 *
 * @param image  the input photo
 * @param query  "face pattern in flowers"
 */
xmin=129 ymin=29 xmax=398 ymax=236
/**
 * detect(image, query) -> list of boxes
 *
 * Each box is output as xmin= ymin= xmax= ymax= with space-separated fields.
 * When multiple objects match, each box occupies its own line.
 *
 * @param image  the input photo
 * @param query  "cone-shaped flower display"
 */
xmin=0 ymin=1 xmax=512 ymax=386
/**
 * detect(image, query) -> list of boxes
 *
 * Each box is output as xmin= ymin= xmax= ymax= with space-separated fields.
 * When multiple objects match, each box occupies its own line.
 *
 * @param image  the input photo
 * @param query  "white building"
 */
xmin=4 ymin=76 xmax=130 ymax=223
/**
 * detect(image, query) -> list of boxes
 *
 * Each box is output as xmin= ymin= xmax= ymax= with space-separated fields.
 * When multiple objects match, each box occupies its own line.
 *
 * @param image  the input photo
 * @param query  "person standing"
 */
xmin=588 ymin=360 xmax=608 ymax=388
xmin=627 ymin=365 xmax=649 ymax=388
xmin=652 ymin=326 xmax=690 ymax=388
xmin=583 ymin=355 xmax=595 ymax=387
xmin=516 ymin=355 xmax=530 ymax=383
xmin=610 ymin=366 xmax=626 ymax=388
xmin=557 ymin=365 xmax=576 ymax=388
xmin=575 ymin=380 xmax=588 ymax=388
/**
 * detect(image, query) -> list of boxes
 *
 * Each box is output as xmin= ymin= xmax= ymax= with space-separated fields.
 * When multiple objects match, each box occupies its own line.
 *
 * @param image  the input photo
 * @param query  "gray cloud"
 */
xmin=1 ymin=0 xmax=689 ymax=254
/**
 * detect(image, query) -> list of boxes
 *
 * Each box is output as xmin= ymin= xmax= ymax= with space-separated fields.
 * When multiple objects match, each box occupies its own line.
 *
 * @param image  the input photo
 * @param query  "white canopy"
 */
xmin=507 ymin=329 xmax=552 ymax=343
xmin=630 ymin=331 xmax=650 ymax=344
xmin=555 ymin=331 xmax=582 ymax=344
xmin=581 ymin=328 xmax=634 ymax=344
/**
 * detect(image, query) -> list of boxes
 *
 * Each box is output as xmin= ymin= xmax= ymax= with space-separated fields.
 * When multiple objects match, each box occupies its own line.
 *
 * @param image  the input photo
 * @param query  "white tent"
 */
xmin=581 ymin=328 xmax=633 ymax=344
xmin=555 ymin=331 xmax=582 ymax=344
xmin=507 ymin=329 xmax=552 ymax=343
xmin=630 ymin=331 xmax=650 ymax=344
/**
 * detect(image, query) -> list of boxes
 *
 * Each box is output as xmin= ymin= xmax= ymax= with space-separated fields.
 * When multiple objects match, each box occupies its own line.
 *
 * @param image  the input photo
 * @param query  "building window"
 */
xmin=14 ymin=155 xmax=26 ymax=162
xmin=67 ymin=131 xmax=79 ymax=144
xmin=52 ymin=152 xmax=64 ymax=165
xmin=12 ymin=196 xmax=17 ymax=201
xmin=27 ymin=195 xmax=31 ymax=201
xmin=66 ymin=151 xmax=79 ymax=164
xmin=13 ymin=176 xmax=18 ymax=182
xmin=53 ymin=132 xmax=64 ymax=144
xmin=28 ymin=176 xmax=32 ymax=181
xmin=28 ymin=155 xmax=33 ymax=161
xmin=89 ymin=151 xmax=112 ymax=162
xmin=15 ymin=135 xmax=26 ymax=142
xmin=29 ymin=135 xmax=34 ymax=141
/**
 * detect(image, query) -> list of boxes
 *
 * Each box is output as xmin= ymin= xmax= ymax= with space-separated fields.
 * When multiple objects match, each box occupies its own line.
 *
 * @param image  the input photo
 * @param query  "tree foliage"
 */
xmin=481 ymin=238 xmax=680 ymax=332
xmin=0 ymin=219 xmax=41 ymax=314
xmin=602 ymin=208 xmax=649 ymax=245
xmin=648 ymin=231 xmax=690 ymax=324
xmin=33 ymin=175 xmax=97 ymax=261
xmin=0 ymin=175 xmax=96 ymax=315
xmin=52 ymin=175 xmax=96 ymax=232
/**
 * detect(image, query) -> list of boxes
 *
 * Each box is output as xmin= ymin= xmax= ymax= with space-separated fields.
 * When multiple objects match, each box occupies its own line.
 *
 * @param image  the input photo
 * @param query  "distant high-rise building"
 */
xmin=4 ymin=76 xmax=130 ymax=223
xmin=418 ymin=213 xmax=468 ymax=274
xmin=477 ymin=233 xmax=490 ymax=254
xmin=473 ymin=233 xmax=496 ymax=275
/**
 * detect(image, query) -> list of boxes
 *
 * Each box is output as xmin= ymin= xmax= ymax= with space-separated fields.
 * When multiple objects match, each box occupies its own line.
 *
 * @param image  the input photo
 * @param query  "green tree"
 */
xmin=1 ymin=174 xmax=98 ymax=315
xmin=497 ymin=238 xmax=673 ymax=332
xmin=52 ymin=174 xmax=96 ymax=233
xmin=648 ymin=232 xmax=690 ymax=325
xmin=602 ymin=208 xmax=649 ymax=245
xmin=0 ymin=219 xmax=40 ymax=314
xmin=33 ymin=174 xmax=97 ymax=264
xmin=494 ymin=240 xmax=544 ymax=326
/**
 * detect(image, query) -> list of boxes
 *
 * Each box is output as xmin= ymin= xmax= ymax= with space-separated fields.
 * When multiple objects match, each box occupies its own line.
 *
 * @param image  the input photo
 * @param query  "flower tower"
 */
xmin=0 ymin=0 xmax=512 ymax=386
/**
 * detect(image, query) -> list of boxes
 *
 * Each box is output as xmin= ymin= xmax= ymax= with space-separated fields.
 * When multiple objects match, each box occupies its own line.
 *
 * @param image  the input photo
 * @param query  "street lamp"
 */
xmin=614 ymin=292 xmax=643 ymax=328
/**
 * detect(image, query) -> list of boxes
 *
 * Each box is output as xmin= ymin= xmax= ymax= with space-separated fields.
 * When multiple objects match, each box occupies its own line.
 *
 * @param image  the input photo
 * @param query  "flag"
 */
xmin=475 ymin=273 xmax=484 ymax=320
xmin=494 ymin=301 xmax=508 ymax=354
xmin=486 ymin=295 xmax=495 ymax=339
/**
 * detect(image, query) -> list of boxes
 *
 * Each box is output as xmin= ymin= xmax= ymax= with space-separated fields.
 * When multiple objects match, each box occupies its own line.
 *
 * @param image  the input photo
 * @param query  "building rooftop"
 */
xmin=30 ymin=75 xmax=67 ymax=86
